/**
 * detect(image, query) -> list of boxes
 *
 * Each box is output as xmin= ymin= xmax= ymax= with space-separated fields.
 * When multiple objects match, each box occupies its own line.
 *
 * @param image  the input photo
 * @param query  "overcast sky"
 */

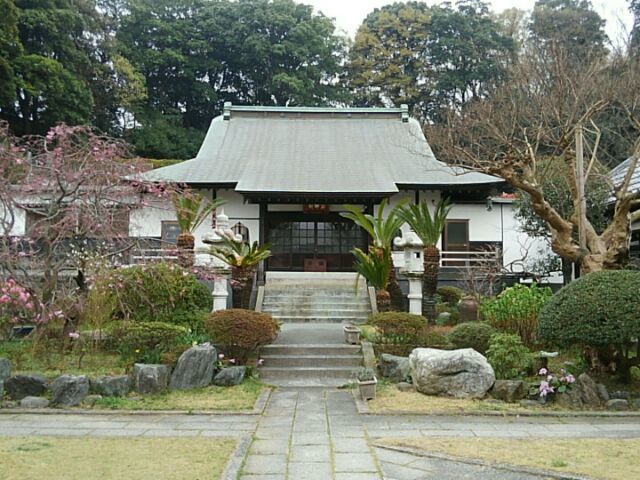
xmin=304 ymin=0 xmax=634 ymax=44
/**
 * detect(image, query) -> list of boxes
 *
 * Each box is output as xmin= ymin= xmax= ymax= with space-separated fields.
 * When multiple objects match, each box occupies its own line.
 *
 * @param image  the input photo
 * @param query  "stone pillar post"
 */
xmin=406 ymin=273 xmax=423 ymax=315
xmin=212 ymin=269 xmax=230 ymax=312
xmin=393 ymin=230 xmax=424 ymax=316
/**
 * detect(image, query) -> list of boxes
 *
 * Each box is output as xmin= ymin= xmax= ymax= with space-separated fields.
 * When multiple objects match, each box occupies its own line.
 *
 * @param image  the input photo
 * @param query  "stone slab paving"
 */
xmin=2 ymin=393 xmax=640 ymax=479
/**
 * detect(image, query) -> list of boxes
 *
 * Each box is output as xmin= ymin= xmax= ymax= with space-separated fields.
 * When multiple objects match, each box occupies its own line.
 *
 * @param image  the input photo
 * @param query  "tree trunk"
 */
xmin=422 ymin=245 xmax=440 ymax=298
xmin=376 ymin=289 xmax=391 ymax=312
xmin=231 ymin=266 xmax=255 ymax=309
xmin=176 ymin=233 xmax=195 ymax=268
xmin=387 ymin=266 xmax=404 ymax=311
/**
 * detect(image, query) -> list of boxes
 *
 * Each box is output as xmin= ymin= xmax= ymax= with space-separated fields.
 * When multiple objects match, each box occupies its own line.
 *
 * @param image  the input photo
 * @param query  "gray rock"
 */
xmin=5 ymin=375 xmax=48 ymax=400
xmin=610 ymin=390 xmax=632 ymax=400
xmin=379 ymin=354 xmax=411 ymax=383
xmin=632 ymin=398 xmax=640 ymax=410
xmin=0 ymin=357 xmax=11 ymax=382
xmin=92 ymin=375 xmax=131 ymax=397
xmin=396 ymin=381 xmax=414 ymax=392
xmin=554 ymin=373 xmax=602 ymax=409
xmin=133 ymin=364 xmax=170 ymax=394
xmin=50 ymin=375 xmax=90 ymax=406
xmin=596 ymin=383 xmax=610 ymax=402
xmin=213 ymin=366 xmax=246 ymax=386
xmin=170 ymin=345 xmax=217 ymax=390
xmin=20 ymin=396 xmax=49 ymax=409
xmin=491 ymin=380 xmax=527 ymax=403
xmin=3 ymin=400 xmax=17 ymax=408
xmin=83 ymin=394 xmax=103 ymax=407
xmin=606 ymin=399 xmax=629 ymax=411
xmin=519 ymin=399 xmax=542 ymax=408
xmin=409 ymin=348 xmax=495 ymax=399
xmin=436 ymin=312 xmax=451 ymax=324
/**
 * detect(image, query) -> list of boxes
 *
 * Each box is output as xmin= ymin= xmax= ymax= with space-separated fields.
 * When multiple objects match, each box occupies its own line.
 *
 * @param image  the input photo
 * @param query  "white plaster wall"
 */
xmin=215 ymin=189 xmax=260 ymax=245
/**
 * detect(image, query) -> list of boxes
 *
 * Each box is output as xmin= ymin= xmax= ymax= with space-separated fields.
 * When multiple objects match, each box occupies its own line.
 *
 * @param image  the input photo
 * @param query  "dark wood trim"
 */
xmin=443 ymin=219 xmax=470 ymax=251
xmin=257 ymin=202 xmax=267 ymax=285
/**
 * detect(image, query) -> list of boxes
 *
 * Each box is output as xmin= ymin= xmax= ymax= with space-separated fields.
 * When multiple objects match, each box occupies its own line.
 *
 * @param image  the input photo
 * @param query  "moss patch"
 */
xmin=0 ymin=437 xmax=236 ymax=480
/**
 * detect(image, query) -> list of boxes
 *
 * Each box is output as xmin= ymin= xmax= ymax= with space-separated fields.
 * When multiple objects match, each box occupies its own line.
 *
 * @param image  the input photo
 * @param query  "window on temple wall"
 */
xmin=232 ymin=222 xmax=250 ymax=243
xmin=161 ymin=221 xmax=180 ymax=245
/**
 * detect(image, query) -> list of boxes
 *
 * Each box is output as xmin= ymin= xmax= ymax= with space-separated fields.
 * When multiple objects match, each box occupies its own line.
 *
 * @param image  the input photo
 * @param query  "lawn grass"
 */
xmin=93 ymin=378 xmax=266 ymax=411
xmin=378 ymin=437 xmax=640 ymax=480
xmin=0 ymin=340 xmax=126 ymax=378
xmin=0 ymin=437 xmax=236 ymax=480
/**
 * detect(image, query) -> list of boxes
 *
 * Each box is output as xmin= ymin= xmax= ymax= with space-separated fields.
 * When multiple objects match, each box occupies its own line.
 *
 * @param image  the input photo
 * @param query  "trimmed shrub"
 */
xmin=436 ymin=303 xmax=460 ymax=325
xmin=203 ymin=309 xmax=279 ymax=363
xmin=447 ymin=322 xmax=496 ymax=354
xmin=538 ymin=270 xmax=640 ymax=379
xmin=88 ymin=263 xmax=211 ymax=330
xmin=436 ymin=286 xmax=464 ymax=306
xmin=367 ymin=311 xmax=427 ymax=346
xmin=111 ymin=321 xmax=188 ymax=364
xmin=481 ymin=283 xmax=551 ymax=347
xmin=486 ymin=333 xmax=533 ymax=379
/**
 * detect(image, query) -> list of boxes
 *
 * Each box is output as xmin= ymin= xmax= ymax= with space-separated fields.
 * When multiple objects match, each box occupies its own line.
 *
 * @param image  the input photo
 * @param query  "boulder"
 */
xmin=133 ymin=364 xmax=170 ymax=394
xmin=83 ymin=394 xmax=103 ymax=407
xmin=596 ymin=383 xmax=610 ymax=402
xmin=491 ymin=380 xmax=527 ymax=403
xmin=409 ymin=348 xmax=495 ymax=399
xmin=554 ymin=373 xmax=602 ymax=409
xmin=0 ymin=357 xmax=11 ymax=382
xmin=170 ymin=345 xmax=217 ymax=390
xmin=610 ymin=390 xmax=632 ymax=400
xmin=5 ymin=375 xmax=48 ymax=400
xmin=20 ymin=396 xmax=49 ymax=409
xmin=92 ymin=375 xmax=131 ymax=397
xmin=396 ymin=381 xmax=414 ymax=392
xmin=379 ymin=354 xmax=411 ymax=383
xmin=213 ymin=366 xmax=246 ymax=386
xmin=606 ymin=399 xmax=629 ymax=411
xmin=50 ymin=375 xmax=90 ymax=406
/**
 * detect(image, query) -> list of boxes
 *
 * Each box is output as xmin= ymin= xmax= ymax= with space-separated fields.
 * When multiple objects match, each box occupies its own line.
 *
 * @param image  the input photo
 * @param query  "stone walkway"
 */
xmin=2 ymin=389 xmax=640 ymax=479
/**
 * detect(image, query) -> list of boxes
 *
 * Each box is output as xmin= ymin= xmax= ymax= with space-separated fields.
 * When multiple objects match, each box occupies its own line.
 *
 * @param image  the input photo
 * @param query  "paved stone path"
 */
xmin=2 ymin=390 xmax=640 ymax=479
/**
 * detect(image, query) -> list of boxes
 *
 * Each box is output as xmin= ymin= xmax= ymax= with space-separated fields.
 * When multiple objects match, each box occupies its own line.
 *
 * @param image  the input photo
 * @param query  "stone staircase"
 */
xmin=258 ymin=272 xmax=371 ymax=387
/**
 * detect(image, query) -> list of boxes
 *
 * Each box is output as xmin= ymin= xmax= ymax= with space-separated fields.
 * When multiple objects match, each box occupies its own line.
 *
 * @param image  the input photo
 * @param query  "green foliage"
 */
xmin=368 ymin=311 xmax=427 ymax=345
xmin=397 ymin=198 xmax=452 ymax=247
xmin=111 ymin=321 xmax=188 ymax=364
xmin=354 ymin=367 xmax=376 ymax=382
xmin=436 ymin=286 xmax=465 ymax=306
xmin=486 ymin=333 xmax=534 ymax=379
xmin=202 ymin=309 xmax=279 ymax=363
xmin=481 ymin=284 xmax=552 ymax=347
xmin=538 ymin=270 xmax=640 ymax=348
xmin=435 ymin=303 xmax=460 ymax=326
xmin=341 ymin=198 xmax=407 ymax=253
xmin=209 ymin=235 xmax=271 ymax=269
xmin=352 ymin=248 xmax=391 ymax=291
xmin=88 ymin=263 xmax=211 ymax=330
xmin=447 ymin=322 xmax=496 ymax=354
xmin=172 ymin=189 xmax=225 ymax=234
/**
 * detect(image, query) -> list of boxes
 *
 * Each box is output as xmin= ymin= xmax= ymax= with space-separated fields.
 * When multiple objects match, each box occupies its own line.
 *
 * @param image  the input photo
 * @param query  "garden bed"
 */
xmin=0 ymin=437 xmax=237 ymax=480
xmin=376 ymin=437 xmax=640 ymax=480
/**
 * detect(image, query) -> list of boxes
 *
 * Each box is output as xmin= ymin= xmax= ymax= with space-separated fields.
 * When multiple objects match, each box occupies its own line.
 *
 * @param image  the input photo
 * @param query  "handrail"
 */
xmin=440 ymin=250 xmax=501 ymax=268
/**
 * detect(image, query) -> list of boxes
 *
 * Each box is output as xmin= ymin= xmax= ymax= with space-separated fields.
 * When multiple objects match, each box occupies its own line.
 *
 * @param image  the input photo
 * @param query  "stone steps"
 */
xmin=263 ymin=344 xmax=361 ymax=356
xmin=260 ymin=354 xmax=362 ymax=368
xmin=268 ymin=315 xmax=368 ymax=324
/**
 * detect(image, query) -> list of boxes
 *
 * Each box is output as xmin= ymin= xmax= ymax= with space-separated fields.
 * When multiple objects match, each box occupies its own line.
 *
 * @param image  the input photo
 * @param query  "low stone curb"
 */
xmin=373 ymin=443 xmax=594 ymax=480
xmin=352 ymin=390 xmax=640 ymax=418
xmin=0 ymin=388 xmax=272 ymax=416
xmin=221 ymin=434 xmax=253 ymax=480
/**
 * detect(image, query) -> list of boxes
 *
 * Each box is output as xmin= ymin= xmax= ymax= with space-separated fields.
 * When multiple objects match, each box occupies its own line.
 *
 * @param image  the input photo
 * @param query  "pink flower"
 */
xmin=539 ymin=381 xmax=554 ymax=397
xmin=538 ymin=368 xmax=548 ymax=376
xmin=68 ymin=332 xmax=80 ymax=340
xmin=0 ymin=294 xmax=10 ymax=304
xmin=566 ymin=374 xmax=576 ymax=383
xmin=257 ymin=359 xmax=265 ymax=367
xmin=229 ymin=359 xmax=236 ymax=364
xmin=218 ymin=353 xmax=225 ymax=360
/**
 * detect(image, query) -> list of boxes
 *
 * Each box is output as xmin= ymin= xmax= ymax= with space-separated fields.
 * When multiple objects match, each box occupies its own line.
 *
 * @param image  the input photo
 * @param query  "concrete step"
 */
xmin=270 ymin=315 xmax=368 ymax=324
xmin=259 ymin=366 xmax=358 ymax=380
xmin=263 ymin=307 xmax=371 ymax=315
xmin=262 ymin=300 xmax=370 ymax=307
xmin=260 ymin=354 xmax=362 ymax=368
xmin=263 ymin=293 xmax=369 ymax=299
xmin=262 ymin=344 xmax=361 ymax=356
xmin=260 ymin=377 xmax=355 ymax=388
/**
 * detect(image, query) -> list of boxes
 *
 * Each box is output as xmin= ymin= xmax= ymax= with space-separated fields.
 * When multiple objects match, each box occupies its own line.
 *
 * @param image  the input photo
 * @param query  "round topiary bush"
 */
xmin=436 ymin=286 xmax=464 ymax=306
xmin=446 ymin=322 xmax=496 ymax=354
xmin=203 ymin=309 xmax=280 ymax=363
xmin=538 ymin=270 xmax=640 ymax=379
xmin=367 ymin=311 xmax=427 ymax=346
xmin=88 ymin=263 xmax=211 ymax=330
xmin=111 ymin=321 xmax=188 ymax=364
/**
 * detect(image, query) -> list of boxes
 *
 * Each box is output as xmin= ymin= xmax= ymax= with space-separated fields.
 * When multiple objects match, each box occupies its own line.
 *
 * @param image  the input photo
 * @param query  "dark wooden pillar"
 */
xmin=257 ymin=201 xmax=267 ymax=285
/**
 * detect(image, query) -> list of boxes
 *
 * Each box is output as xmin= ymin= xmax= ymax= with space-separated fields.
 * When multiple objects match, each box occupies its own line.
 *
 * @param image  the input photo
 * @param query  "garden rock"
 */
xmin=396 ymin=381 xmax=414 ymax=392
xmin=610 ymin=390 xmax=631 ymax=400
xmin=409 ymin=348 xmax=495 ymax=399
xmin=213 ymin=366 xmax=246 ymax=386
xmin=491 ymin=380 xmax=527 ymax=403
xmin=519 ymin=399 xmax=542 ymax=408
xmin=51 ymin=375 xmax=90 ymax=406
xmin=606 ymin=399 xmax=629 ymax=411
xmin=0 ymin=357 xmax=11 ymax=382
xmin=5 ymin=375 xmax=48 ymax=400
xmin=92 ymin=375 xmax=131 ymax=397
xmin=554 ymin=373 xmax=601 ymax=409
xmin=379 ymin=354 xmax=410 ymax=383
xmin=20 ymin=396 xmax=49 ymax=409
xmin=83 ymin=394 xmax=102 ymax=407
xmin=170 ymin=344 xmax=217 ymax=390
xmin=632 ymin=398 xmax=640 ymax=410
xmin=133 ymin=364 xmax=171 ymax=394
xmin=596 ymin=383 xmax=610 ymax=402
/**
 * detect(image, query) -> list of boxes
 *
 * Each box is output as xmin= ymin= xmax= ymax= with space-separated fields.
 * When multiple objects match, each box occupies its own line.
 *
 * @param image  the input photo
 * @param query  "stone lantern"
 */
xmin=201 ymin=208 xmax=242 ymax=312
xmin=393 ymin=230 xmax=424 ymax=315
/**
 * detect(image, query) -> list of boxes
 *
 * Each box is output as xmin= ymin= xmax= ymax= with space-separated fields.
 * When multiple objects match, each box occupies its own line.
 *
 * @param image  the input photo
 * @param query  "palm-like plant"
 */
xmin=210 ymin=233 xmax=271 ymax=309
xmin=397 ymin=198 xmax=452 ymax=307
xmin=171 ymin=189 xmax=226 ymax=267
xmin=341 ymin=198 xmax=407 ymax=309
xmin=353 ymin=247 xmax=392 ymax=312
